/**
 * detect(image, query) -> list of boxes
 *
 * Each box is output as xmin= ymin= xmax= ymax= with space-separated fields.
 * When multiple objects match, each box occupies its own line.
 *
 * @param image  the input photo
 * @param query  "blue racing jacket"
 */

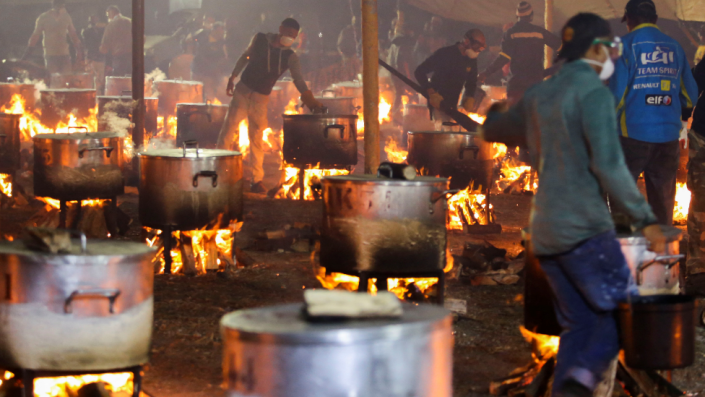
xmin=608 ymin=24 xmax=698 ymax=143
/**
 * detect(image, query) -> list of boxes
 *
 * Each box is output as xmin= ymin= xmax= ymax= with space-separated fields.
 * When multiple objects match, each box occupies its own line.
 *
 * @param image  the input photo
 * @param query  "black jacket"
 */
xmin=484 ymin=20 xmax=561 ymax=94
xmin=414 ymin=43 xmax=477 ymax=109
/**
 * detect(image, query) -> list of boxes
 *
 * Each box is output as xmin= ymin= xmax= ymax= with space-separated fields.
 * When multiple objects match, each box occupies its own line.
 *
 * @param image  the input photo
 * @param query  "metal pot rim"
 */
xmin=155 ymin=80 xmax=203 ymax=86
xmin=176 ymin=103 xmax=229 ymax=109
xmin=220 ymin=303 xmax=451 ymax=345
xmin=33 ymin=132 xmax=121 ymax=141
xmin=284 ymin=114 xmax=358 ymax=120
xmin=0 ymin=240 xmax=155 ymax=257
xmin=617 ymin=225 xmax=683 ymax=245
xmin=40 ymin=89 xmax=96 ymax=93
xmin=98 ymin=96 xmax=157 ymax=100
xmin=333 ymin=81 xmax=363 ymax=88
xmin=322 ymin=175 xmax=448 ymax=185
xmin=409 ymin=130 xmax=480 ymax=136
xmin=0 ymin=113 xmax=22 ymax=120
xmin=138 ymin=148 xmax=241 ymax=158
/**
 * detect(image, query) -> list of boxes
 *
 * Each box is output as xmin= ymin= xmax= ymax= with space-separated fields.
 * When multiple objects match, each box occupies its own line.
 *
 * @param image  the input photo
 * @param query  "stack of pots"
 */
xmin=175 ymin=103 xmax=229 ymax=149
xmin=39 ymin=89 xmax=96 ymax=131
xmin=154 ymin=80 xmax=203 ymax=117
xmin=0 ymin=237 xmax=156 ymax=371
xmin=138 ymin=142 xmax=243 ymax=231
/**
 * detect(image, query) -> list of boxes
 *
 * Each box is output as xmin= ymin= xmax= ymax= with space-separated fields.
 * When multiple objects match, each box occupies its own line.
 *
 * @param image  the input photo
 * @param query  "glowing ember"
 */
xmin=520 ymin=326 xmax=560 ymax=361
xmin=1 ymin=94 xmax=97 ymax=140
xmin=447 ymin=185 xmax=493 ymax=230
xmin=33 ymin=372 xmax=134 ymax=397
xmin=275 ymin=164 xmax=349 ymax=200
xmin=156 ymin=115 xmax=177 ymax=139
xmin=0 ymin=173 xmax=12 ymax=197
xmin=384 ymin=136 xmax=407 ymax=163
xmin=0 ymin=371 xmax=12 ymax=388
xmin=493 ymin=144 xmax=538 ymax=193
xmin=145 ymin=221 xmax=240 ymax=275
xmin=674 ymin=182 xmax=691 ymax=224
xmin=37 ymin=197 xmax=107 ymax=210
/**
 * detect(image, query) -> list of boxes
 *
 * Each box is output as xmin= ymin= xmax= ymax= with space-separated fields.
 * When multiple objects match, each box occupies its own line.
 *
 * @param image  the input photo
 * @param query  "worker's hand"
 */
xmin=427 ymin=89 xmax=443 ymax=109
xmin=478 ymin=72 xmax=488 ymax=84
xmin=226 ymin=77 xmax=236 ymax=97
xmin=300 ymin=90 xmax=323 ymax=111
xmin=643 ymin=224 xmax=667 ymax=255
xmin=462 ymin=97 xmax=476 ymax=113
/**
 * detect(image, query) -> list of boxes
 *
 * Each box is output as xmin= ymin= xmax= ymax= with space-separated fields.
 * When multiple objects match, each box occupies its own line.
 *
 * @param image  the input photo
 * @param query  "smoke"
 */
xmin=20 ymin=78 xmax=47 ymax=102
xmin=146 ymin=68 xmax=167 ymax=83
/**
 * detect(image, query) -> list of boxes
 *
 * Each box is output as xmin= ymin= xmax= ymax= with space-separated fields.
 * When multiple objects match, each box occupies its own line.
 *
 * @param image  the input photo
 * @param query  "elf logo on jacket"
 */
xmin=645 ymin=94 xmax=672 ymax=106
xmin=641 ymin=46 xmax=675 ymax=65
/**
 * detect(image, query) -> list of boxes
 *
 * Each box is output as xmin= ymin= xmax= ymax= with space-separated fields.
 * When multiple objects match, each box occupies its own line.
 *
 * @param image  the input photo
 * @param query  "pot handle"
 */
xmin=636 ymin=254 xmax=685 ymax=286
xmin=193 ymin=171 xmax=218 ymax=188
xmin=183 ymin=140 xmax=199 ymax=158
xmin=64 ymin=288 xmax=121 ymax=314
xmin=78 ymin=146 xmax=113 ymax=159
xmin=459 ymin=145 xmax=480 ymax=160
xmin=68 ymin=126 xmax=89 ymax=136
xmin=323 ymin=124 xmax=346 ymax=140
xmin=431 ymin=189 xmax=460 ymax=204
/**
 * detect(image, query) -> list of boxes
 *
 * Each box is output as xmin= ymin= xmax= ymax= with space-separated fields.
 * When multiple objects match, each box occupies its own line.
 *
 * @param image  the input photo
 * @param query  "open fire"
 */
xmin=0 ymin=370 xmax=141 ymax=397
xmin=0 ymin=174 xmax=11 ymax=197
xmin=274 ymin=164 xmax=349 ymax=200
xmin=447 ymin=185 xmax=494 ymax=230
xmin=1 ymin=94 xmax=97 ymax=140
xmin=674 ymin=182 xmax=690 ymax=224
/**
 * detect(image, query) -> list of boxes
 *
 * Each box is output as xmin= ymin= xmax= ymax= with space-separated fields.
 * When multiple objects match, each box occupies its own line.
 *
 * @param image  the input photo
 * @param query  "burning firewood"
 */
xmin=77 ymin=382 xmax=111 ymax=397
xmin=204 ymin=235 xmax=219 ymax=271
xmin=180 ymin=233 xmax=198 ymax=276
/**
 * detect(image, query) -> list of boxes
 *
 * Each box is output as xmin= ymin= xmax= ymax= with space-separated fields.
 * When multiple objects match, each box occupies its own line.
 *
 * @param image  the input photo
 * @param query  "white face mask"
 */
xmin=466 ymin=48 xmax=480 ymax=59
xmin=280 ymin=36 xmax=295 ymax=47
xmin=582 ymin=46 xmax=615 ymax=81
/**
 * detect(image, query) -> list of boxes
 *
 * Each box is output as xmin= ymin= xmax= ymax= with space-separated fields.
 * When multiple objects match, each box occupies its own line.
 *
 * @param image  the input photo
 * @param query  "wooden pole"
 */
xmin=362 ymin=0 xmax=380 ymax=174
xmin=544 ymin=0 xmax=554 ymax=69
xmin=132 ymin=0 xmax=145 ymax=151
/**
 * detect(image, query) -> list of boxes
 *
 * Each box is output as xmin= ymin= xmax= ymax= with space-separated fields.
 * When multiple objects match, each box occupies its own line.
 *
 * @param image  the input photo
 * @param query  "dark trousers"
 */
xmin=539 ymin=231 xmax=634 ymax=394
xmin=619 ymin=136 xmax=679 ymax=226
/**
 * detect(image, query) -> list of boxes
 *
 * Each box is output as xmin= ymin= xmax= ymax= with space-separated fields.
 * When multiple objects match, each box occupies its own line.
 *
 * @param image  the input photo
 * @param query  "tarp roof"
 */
xmin=406 ymin=0 xmax=705 ymax=28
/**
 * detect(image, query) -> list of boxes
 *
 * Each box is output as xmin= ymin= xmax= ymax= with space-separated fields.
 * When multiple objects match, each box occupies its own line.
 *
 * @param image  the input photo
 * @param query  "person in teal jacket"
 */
xmin=608 ymin=0 xmax=697 ymax=226
xmin=483 ymin=13 xmax=666 ymax=397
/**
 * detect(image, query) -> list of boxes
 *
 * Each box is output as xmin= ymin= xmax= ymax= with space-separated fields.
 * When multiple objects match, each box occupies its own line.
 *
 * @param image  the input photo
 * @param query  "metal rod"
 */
xmin=358 ymin=273 xmax=370 ymax=293
xmin=21 ymin=369 xmax=34 ymax=397
xmin=375 ymin=277 xmax=388 ymax=292
xmin=436 ymin=269 xmax=445 ymax=305
xmin=485 ymin=186 xmax=492 ymax=224
xmin=362 ymin=0 xmax=380 ymax=174
xmin=59 ymin=200 xmax=68 ymax=228
xmin=164 ymin=226 xmax=173 ymax=274
xmin=298 ymin=167 xmax=305 ymax=201
xmin=132 ymin=366 xmax=142 ymax=397
xmin=132 ymin=0 xmax=145 ymax=158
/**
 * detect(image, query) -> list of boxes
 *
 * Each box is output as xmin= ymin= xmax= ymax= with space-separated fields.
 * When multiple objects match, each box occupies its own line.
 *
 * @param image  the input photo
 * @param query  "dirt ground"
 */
xmin=3 ymin=185 xmax=705 ymax=397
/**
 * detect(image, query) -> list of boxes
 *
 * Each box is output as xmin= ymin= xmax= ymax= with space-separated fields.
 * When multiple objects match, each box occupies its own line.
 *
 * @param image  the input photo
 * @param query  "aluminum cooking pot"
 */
xmin=33 ymin=130 xmax=125 ymax=200
xmin=314 ymin=97 xmax=359 ymax=115
xmin=0 ymin=82 xmax=36 ymax=111
xmin=283 ymin=114 xmax=358 ymax=168
xmin=39 ymin=89 xmax=96 ymax=130
xmin=0 ymin=114 xmax=22 ymax=174
xmin=332 ymin=81 xmax=363 ymax=101
xmin=104 ymin=76 xmax=154 ymax=97
xmin=0 ymin=237 xmax=156 ymax=371
xmin=221 ymin=303 xmax=453 ymax=397
xmin=618 ymin=225 xmax=684 ymax=295
xmin=407 ymin=130 xmax=494 ymax=190
xmin=320 ymin=175 xmax=454 ymax=274
xmin=154 ymin=80 xmax=203 ymax=117
xmin=176 ymin=103 xmax=229 ymax=148
xmin=50 ymin=73 xmax=94 ymax=89
xmin=138 ymin=142 xmax=243 ymax=230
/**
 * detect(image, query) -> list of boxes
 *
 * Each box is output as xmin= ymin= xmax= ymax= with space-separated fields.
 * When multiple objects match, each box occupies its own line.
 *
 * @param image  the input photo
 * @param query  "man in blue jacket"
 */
xmin=609 ymin=0 xmax=697 ymax=226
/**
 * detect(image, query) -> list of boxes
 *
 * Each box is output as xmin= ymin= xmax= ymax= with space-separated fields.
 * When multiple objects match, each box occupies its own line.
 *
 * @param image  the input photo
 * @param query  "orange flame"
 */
xmin=33 ymin=372 xmax=135 ymax=397
xmin=284 ymin=98 xmax=299 ymax=115
xmin=493 ymin=144 xmax=538 ymax=193
xmin=211 ymin=98 xmax=223 ymax=106
xmin=0 ymin=174 xmax=12 ymax=197
xmin=520 ymin=326 xmax=560 ymax=361
xmin=1 ymin=94 xmax=97 ymax=140
xmin=674 ymin=182 xmax=691 ymax=224
xmin=384 ymin=136 xmax=407 ymax=163
xmin=36 ymin=197 xmax=107 ymax=210
xmin=275 ymin=164 xmax=349 ymax=200
xmin=156 ymin=115 xmax=177 ymax=139
xmin=447 ymin=185 xmax=492 ymax=230
xmin=238 ymin=120 xmax=250 ymax=157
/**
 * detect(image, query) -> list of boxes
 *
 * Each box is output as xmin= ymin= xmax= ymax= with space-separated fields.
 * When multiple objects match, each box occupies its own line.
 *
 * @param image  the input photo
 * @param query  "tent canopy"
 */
xmin=406 ymin=0 xmax=705 ymax=28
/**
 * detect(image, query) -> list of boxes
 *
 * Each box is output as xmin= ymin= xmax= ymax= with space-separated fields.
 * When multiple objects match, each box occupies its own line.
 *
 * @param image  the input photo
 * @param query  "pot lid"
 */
xmin=283 ymin=114 xmax=358 ymax=120
xmin=617 ymin=225 xmax=683 ymax=244
xmin=138 ymin=148 xmax=241 ymax=158
xmin=33 ymin=132 xmax=122 ymax=141
xmin=176 ymin=103 xmax=229 ymax=109
xmin=322 ymin=175 xmax=448 ymax=185
xmin=0 ymin=239 xmax=155 ymax=257
xmin=409 ymin=130 xmax=481 ymax=136
xmin=220 ymin=303 xmax=450 ymax=344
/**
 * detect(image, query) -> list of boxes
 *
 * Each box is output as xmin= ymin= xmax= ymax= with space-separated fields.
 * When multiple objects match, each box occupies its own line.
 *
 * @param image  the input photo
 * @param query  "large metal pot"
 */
xmin=315 ymin=96 xmax=359 ymax=115
xmin=0 ymin=82 xmax=36 ymax=111
xmin=40 ymin=89 xmax=96 ymax=130
xmin=403 ymin=104 xmax=434 ymax=134
xmin=321 ymin=175 xmax=453 ymax=274
xmin=332 ymin=81 xmax=363 ymax=101
xmin=50 ymin=73 xmax=95 ymax=89
xmin=221 ymin=303 xmax=453 ymax=397
xmin=176 ymin=103 xmax=229 ymax=148
xmin=138 ymin=143 xmax=243 ymax=230
xmin=0 ymin=114 xmax=22 ymax=174
xmin=154 ymin=80 xmax=203 ymax=117
xmin=0 ymin=238 xmax=156 ymax=371
xmin=283 ymin=115 xmax=358 ymax=168
xmin=104 ymin=76 xmax=154 ymax=97
xmin=408 ymin=131 xmax=494 ymax=190
xmin=618 ymin=225 xmax=684 ymax=294
xmin=619 ymin=294 xmax=696 ymax=370
xmin=97 ymin=96 xmax=159 ymax=139
xmin=33 ymin=131 xmax=125 ymax=200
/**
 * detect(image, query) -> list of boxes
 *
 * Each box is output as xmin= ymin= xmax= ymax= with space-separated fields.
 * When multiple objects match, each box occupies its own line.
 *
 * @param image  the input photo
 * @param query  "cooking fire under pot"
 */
xmin=283 ymin=114 xmax=358 ymax=169
xmin=0 ymin=82 xmax=36 ymax=111
xmin=33 ymin=129 xmax=125 ymax=202
xmin=176 ymin=103 xmax=229 ymax=148
xmin=39 ymin=89 xmax=96 ymax=130
xmin=320 ymin=175 xmax=455 ymax=302
xmin=0 ymin=114 xmax=22 ymax=178
xmin=154 ymin=80 xmax=204 ymax=117
xmin=407 ymin=130 xmax=493 ymax=191
xmin=221 ymin=302 xmax=453 ymax=397
xmin=0 ymin=236 xmax=156 ymax=371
